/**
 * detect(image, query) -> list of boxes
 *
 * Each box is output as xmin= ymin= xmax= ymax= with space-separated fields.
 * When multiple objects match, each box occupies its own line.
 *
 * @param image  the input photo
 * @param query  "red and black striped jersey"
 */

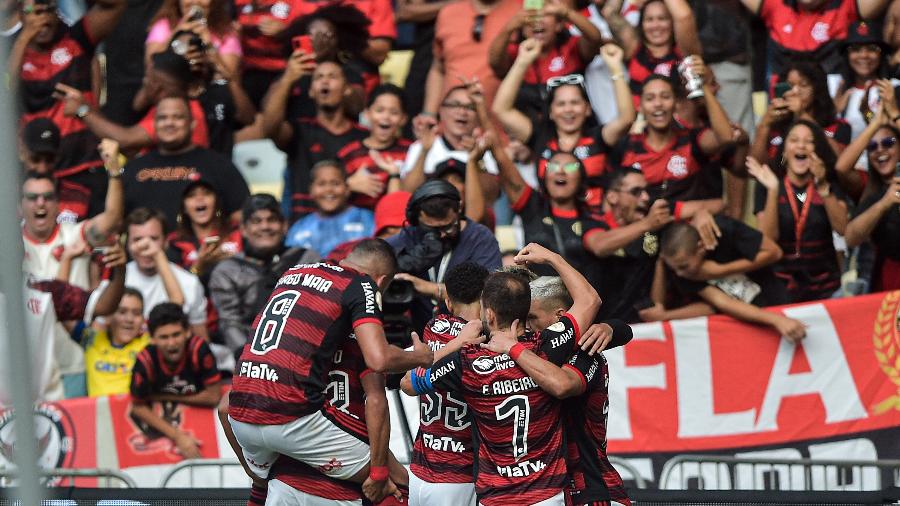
xmin=229 ymin=261 xmax=383 ymax=425
xmin=627 ymin=44 xmax=681 ymax=108
xmin=130 ymin=335 xmax=221 ymax=401
xmin=759 ymin=0 xmax=857 ymax=74
xmin=286 ymin=119 xmax=369 ymax=219
xmin=562 ymin=353 xmax=630 ymax=506
xmin=535 ymin=125 xmax=614 ymax=212
xmin=236 ymin=0 xmax=301 ymax=72
xmin=506 ymin=34 xmax=586 ymax=85
xmin=20 ymin=20 xmax=104 ymax=180
xmin=337 ymin=138 xmax=412 ymax=210
xmin=411 ymin=314 xmax=475 ymax=484
xmin=616 ymin=126 xmax=713 ymax=202
xmin=269 ymin=457 xmax=363 ymax=501
xmin=424 ymin=315 xmax=583 ymax=505
xmin=322 ymin=334 xmax=373 ymax=442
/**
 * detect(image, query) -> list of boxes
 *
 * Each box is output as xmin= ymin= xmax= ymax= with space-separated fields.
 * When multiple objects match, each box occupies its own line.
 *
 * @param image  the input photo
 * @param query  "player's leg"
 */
xmin=265 ymin=479 xmax=362 ymax=506
xmin=275 ymin=410 xmax=372 ymax=481
xmin=228 ymin=415 xmax=281 ymax=479
xmin=409 ymin=473 xmax=476 ymax=506
xmin=218 ymin=394 xmax=271 ymax=486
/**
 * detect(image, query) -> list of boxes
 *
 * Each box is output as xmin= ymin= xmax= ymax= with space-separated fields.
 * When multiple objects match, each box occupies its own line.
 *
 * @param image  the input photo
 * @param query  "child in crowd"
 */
xmin=285 ymin=161 xmax=374 ymax=257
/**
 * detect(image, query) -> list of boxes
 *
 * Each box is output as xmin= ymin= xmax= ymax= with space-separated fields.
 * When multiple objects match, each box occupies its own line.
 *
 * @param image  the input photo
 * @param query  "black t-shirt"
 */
xmin=583 ymin=212 xmax=659 ymax=323
xmin=510 ymin=186 xmax=596 ymax=275
xmin=855 ymin=187 xmax=900 ymax=261
xmin=667 ymin=215 xmax=788 ymax=307
xmin=199 ymin=79 xmax=239 ymax=157
xmin=753 ymin=180 xmax=841 ymax=302
xmin=130 ymin=335 xmax=221 ymax=400
xmin=122 ymin=147 xmax=250 ymax=226
xmin=285 ymin=118 xmax=368 ymax=220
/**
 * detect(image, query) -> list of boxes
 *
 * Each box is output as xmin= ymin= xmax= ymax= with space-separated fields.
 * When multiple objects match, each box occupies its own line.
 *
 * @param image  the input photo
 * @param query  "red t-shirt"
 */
xmin=138 ymin=100 xmax=210 ymax=149
xmin=506 ymin=34 xmax=585 ymax=85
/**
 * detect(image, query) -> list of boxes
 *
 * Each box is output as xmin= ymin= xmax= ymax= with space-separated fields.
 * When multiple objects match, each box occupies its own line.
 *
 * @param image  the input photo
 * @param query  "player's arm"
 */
xmin=356 ymin=323 xmax=433 ymax=374
xmin=482 ymin=320 xmax=585 ymax=399
xmin=403 ymin=348 xmax=463 ymax=397
xmin=400 ymin=321 xmax=484 ymax=391
xmin=514 ymin=243 xmax=601 ymax=332
xmin=216 ymin=394 xmax=265 ymax=485
xmin=360 ymin=371 xmax=400 ymax=503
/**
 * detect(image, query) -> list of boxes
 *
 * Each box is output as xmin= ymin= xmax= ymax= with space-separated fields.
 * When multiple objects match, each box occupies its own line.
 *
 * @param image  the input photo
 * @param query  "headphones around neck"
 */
xmin=405 ymin=179 xmax=462 ymax=226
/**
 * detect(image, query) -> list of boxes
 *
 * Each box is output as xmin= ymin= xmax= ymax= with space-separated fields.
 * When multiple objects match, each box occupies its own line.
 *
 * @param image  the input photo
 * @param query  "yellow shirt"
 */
xmin=83 ymin=329 xmax=150 ymax=398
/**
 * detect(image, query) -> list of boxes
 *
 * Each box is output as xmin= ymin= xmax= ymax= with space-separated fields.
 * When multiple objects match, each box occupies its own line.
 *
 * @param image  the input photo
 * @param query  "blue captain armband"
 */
xmin=411 ymin=367 xmax=434 ymax=394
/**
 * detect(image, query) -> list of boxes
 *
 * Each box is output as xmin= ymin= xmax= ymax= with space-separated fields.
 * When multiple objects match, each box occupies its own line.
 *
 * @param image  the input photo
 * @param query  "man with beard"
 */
xmin=208 ymin=194 xmax=320 ymax=357
xmin=387 ymin=180 xmax=501 ymax=331
xmin=261 ymin=51 xmax=368 ymax=220
xmin=130 ymin=303 xmax=222 ymax=459
xmin=119 ymin=95 xmax=250 ymax=227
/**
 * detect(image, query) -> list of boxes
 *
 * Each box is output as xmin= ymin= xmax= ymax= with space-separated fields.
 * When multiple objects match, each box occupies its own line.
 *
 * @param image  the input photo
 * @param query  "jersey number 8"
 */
xmin=250 ymin=291 xmax=301 ymax=355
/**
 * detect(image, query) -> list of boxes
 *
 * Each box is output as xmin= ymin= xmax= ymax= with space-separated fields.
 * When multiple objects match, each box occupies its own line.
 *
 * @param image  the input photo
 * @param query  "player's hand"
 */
xmin=409 ymin=331 xmax=434 ymax=368
xmin=174 ymin=432 xmax=202 ymax=459
xmin=773 ymin=315 xmax=806 ymax=343
xmin=514 ymin=243 xmax=559 ymax=266
xmin=362 ymin=476 xmax=400 ymax=503
xmin=691 ymin=209 xmax=721 ymax=251
xmin=577 ymin=323 xmax=613 ymax=355
xmin=482 ymin=319 xmax=521 ymax=356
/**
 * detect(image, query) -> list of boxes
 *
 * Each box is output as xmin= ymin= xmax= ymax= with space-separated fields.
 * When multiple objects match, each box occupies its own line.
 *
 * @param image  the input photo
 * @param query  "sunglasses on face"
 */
xmin=545 ymin=162 xmax=580 ymax=174
xmin=23 ymin=191 xmax=57 ymax=202
xmin=472 ymin=14 xmax=485 ymax=42
xmin=546 ymin=74 xmax=585 ymax=92
xmin=867 ymin=137 xmax=897 ymax=152
xmin=422 ymin=219 xmax=460 ymax=236
xmin=615 ymin=186 xmax=649 ymax=197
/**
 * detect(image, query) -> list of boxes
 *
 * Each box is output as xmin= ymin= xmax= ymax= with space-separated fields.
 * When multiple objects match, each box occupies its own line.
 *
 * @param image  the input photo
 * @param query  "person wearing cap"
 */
xmin=285 ymin=160 xmax=374 ymax=258
xmin=387 ymin=179 xmax=501 ymax=330
xmin=830 ymin=21 xmax=900 ymax=164
xmin=20 ymin=117 xmax=60 ymax=175
xmin=55 ymin=48 xmax=253 ymax=157
xmin=209 ymin=194 xmax=320 ymax=356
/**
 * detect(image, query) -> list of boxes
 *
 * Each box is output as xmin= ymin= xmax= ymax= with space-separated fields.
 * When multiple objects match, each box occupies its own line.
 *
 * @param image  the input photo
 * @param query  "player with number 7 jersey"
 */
xmin=409 ymin=318 xmax=578 ymax=506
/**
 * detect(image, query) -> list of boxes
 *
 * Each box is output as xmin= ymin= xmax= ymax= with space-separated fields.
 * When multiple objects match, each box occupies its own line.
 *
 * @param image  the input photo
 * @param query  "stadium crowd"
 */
xmin=8 ymin=0 xmax=900 ymax=501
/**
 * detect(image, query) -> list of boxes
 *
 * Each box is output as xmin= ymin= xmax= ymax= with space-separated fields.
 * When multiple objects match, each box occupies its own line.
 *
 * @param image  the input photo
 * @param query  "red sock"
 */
xmin=247 ymin=482 xmax=267 ymax=506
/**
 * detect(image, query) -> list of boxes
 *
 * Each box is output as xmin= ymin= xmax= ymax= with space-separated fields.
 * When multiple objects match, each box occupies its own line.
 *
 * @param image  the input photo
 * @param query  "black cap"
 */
xmin=431 ymin=158 xmax=466 ymax=181
xmin=843 ymin=21 xmax=889 ymax=50
xmin=151 ymin=49 xmax=193 ymax=85
xmin=22 ymin=118 xmax=60 ymax=155
xmin=182 ymin=173 xmax=218 ymax=197
xmin=241 ymin=193 xmax=283 ymax=223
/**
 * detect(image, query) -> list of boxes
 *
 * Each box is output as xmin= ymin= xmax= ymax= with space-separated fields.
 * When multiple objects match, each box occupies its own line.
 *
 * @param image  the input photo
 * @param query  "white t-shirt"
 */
xmin=22 ymin=221 xmax=90 ymax=290
xmin=827 ymin=76 xmax=900 ymax=170
xmin=578 ymin=3 xmax=638 ymax=125
xmin=401 ymin=137 xmax=499 ymax=179
xmin=0 ymin=289 xmax=65 ymax=403
xmin=125 ymin=261 xmax=207 ymax=325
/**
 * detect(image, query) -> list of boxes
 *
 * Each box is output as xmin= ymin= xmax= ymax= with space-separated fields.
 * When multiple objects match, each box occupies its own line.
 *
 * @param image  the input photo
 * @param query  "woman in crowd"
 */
xmin=338 ymin=84 xmax=411 ymax=211
xmin=836 ymin=85 xmax=900 ymax=199
xmin=753 ymin=61 xmax=851 ymax=164
xmin=167 ymin=179 xmax=241 ymax=281
xmin=749 ymin=120 xmax=848 ymax=303
xmin=617 ymin=67 xmax=732 ymax=207
xmin=602 ymin=0 xmax=701 ymax=106
xmin=493 ymin=39 xmax=635 ymax=213
xmin=145 ymin=0 xmax=242 ymax=78
xmin=844 ymin=117 xmax=900 ymax=292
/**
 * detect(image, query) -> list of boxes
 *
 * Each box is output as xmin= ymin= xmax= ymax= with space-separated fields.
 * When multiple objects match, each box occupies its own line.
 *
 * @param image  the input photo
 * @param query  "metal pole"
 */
xmin=0 ymin=27 xmax=46 ymax=506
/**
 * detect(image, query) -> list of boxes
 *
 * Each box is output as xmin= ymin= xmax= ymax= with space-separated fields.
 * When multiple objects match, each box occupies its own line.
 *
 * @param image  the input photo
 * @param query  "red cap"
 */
xmin=374 ymin=191 xmax=411 ymax=236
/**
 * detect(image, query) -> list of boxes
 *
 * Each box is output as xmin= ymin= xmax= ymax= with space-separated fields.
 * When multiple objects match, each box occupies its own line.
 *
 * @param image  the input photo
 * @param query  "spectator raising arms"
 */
xmin=749 ymin=120 xmax=848 ymax=303
xmin=493 ymin=40 xmax=635 ymax=212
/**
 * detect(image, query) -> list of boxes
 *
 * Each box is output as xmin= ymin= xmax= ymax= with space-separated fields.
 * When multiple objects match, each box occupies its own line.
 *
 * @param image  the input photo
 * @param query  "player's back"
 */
xmin=230 ymin=261 xmax=382 ymax=425
xmin=455 ymin=340 xmax=568 ymax=505
xmin=411 ymin=314 xmax=475 ymax=483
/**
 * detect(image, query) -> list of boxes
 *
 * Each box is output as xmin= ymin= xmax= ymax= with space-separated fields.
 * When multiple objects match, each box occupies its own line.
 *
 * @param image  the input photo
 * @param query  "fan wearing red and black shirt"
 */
xmin=616 ymin=68 xmax=733 ymax=207
xmin=494 ymin=39 xmax=634 ymax=213
xmin=11 ymin=0 xmax=125 ymax=218
xmin=405 ymin=244 xmax=602 ymax=506
xmin=338 ymin=84 xmax=412 ymax=211
xmin=741 ymin=0 xmax=887 ymax=75
xmin=130 ymin=303 xmax=223 ymax=460
xmin=600 ymin=0 xmax=701 ymax=107
xmin=227 ymin=239 xmax=432 ymax=503
xmin=262 ymin=52 xmax=368 ymax=220
xmin=407 ymin=262 xmax=489 ymax=506
xmin=751 ymin=61 xmax=852 ymax=165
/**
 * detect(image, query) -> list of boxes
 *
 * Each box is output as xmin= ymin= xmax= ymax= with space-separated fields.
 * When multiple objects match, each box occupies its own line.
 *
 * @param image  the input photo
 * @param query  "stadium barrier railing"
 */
xmin=0 ymin=467 xmax=137 ymax=488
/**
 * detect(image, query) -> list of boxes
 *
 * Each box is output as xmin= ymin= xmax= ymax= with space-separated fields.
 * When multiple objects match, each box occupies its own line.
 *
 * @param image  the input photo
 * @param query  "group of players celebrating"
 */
xmin=220 ymin=237 xmax=632 ymax=506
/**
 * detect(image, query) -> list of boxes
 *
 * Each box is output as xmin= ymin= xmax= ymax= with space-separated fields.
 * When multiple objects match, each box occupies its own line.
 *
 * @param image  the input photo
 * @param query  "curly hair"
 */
xmin=281 ymin=3 xmax=370 ymax=60
xmin=773 ymin=119 xmax=838 ymax=181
